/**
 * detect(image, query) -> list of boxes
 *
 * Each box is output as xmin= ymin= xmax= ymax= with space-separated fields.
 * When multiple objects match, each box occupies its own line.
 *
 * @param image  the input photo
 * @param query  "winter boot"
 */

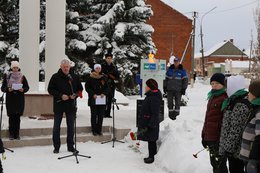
xmin=144 ymin=157 xmax=154 ymax=164
xmin=9 ymin=131 xmax=14 ymax=140
xmin=168 ymin=110 xmax=176 ymax=120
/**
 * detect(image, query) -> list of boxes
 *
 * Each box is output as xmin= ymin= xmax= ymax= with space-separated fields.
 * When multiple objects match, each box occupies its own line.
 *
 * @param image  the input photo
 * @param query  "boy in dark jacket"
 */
xmin=201 ymin=73 xmax=228 ymax=173
xmin=240 ymin=80 xmax=260 ymax=173
xmin=137 ymin=79 xmax=162 ymax=164
xmin=101 ymin=53 xmax=120 ymax=118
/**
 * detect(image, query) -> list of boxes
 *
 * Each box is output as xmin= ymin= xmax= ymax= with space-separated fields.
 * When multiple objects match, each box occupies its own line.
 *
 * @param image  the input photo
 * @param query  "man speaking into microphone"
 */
xmin=48 ymin=58 xmax=83 ymax=154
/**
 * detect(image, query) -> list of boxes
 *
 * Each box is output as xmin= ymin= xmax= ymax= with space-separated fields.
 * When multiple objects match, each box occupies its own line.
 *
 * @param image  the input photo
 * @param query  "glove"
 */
xmin=181 ymin=89 xmax=186 ymax=95
xmin=163 ymin=93 xmax=167 ymax=98
xmin=163 ymin=88 xmax=167 ymax=94
xmin=201 ymin=140 xmax=207 ymax=148
xmin=247 ymin=160 xmax=258 ymax=173
xmin=2 ymin=152 xmax=6 ymax=160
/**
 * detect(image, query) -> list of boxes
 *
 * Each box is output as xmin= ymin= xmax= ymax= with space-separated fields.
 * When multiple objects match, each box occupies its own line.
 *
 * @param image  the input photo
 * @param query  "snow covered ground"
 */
xmin=1 ymin=80 xmax=215 ymax=173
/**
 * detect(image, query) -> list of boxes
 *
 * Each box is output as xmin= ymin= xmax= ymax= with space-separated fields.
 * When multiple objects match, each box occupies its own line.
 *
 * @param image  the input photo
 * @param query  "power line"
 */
xmin=210 ymin=0 xmax=259 ymax=14
xmin=182 ymin=0 xmax=258 ymax=16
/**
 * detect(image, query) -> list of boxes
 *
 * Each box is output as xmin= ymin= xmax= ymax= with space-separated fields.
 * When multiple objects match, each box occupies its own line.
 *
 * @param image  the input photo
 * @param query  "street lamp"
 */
xmin=200 ymin=6 xmax=217 ymax=77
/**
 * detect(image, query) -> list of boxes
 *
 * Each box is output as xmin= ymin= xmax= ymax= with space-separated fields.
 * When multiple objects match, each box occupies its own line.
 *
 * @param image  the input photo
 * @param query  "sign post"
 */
xmin=140 ymin=58 xmax=166 ymax=97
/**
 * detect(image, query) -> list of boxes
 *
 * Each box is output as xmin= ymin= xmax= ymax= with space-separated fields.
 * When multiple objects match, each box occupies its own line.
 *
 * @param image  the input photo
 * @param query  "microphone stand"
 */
xmin=101 ymin=98 xmax=124 ymax=148
xmin=0 ymin=93 xmax=14 ymax=152
xmin=58 ymin=77 xmax=91 ymax=164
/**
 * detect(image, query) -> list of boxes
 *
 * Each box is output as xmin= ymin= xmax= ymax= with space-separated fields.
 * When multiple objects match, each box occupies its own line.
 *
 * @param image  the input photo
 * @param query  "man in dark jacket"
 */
xmin=48 ymin=58 xmax=83 ymax=154
xmin=164 ymin=57 xmax=188 ymax=120
xmin=101 ymin=53 xmax=119 ymax=118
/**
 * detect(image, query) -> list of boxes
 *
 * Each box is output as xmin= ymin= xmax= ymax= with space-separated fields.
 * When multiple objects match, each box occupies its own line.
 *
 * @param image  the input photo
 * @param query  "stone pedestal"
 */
xmin=24 ymin=93 xmax=53 ymax=116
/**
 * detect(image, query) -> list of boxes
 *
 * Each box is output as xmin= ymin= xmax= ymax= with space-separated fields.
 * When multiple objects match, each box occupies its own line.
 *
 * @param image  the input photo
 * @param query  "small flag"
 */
xmin=130 ymin=132 xmax=137 ymax=140
xmin=78 ymin=90 xmax=83 ymax=98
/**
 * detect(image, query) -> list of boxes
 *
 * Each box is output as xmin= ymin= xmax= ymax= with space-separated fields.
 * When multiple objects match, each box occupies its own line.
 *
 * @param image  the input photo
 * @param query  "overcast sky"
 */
xmin=160 ymin=0 xmax=258 ymax=53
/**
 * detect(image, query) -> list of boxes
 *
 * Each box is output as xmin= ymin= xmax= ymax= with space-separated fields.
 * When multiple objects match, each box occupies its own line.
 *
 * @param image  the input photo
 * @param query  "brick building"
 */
xmin=146 ymin=0 xmax=193 ymax=74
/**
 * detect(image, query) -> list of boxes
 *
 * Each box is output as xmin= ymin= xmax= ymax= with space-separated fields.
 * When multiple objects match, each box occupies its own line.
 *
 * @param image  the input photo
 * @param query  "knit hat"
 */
xmin=146 ymin=78 xmax=158 ymax=90
xmin=210 ymin=73 xmax=225 ymax=86
xmin=249 ymin=80 xmax=260 ymax=98
xmin=11 ymin=61 xmax=20 ymax=69
xmin=94 ymin=64 xmax=101 ymax=70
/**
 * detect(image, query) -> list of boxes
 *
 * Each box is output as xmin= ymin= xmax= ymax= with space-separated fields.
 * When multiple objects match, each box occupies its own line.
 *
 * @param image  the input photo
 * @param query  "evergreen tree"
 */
xmin=66 ymin=0 xmax=155 ymax=94
xmin=0 ymin=0 xmax=156 ymax=95
xmin=0 ymin=0 xmax=19 ymax=76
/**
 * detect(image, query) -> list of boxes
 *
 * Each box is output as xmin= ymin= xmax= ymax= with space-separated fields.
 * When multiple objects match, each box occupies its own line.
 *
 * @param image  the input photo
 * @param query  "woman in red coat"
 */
xmin=201 ymin=73 xmax=228 ymax=173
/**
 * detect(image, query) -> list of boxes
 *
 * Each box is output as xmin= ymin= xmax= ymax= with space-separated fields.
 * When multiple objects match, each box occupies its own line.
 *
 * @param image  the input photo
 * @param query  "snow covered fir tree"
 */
xmin=0 ymin=0 xmax=19 ymax=78
xmin=65 ymin=0 xmax=156 ymax=94
xmin=0 ymin=0 xmax=156 ymax=95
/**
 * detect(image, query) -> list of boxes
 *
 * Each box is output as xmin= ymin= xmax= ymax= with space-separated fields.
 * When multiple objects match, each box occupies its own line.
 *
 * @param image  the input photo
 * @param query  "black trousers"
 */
xmin=148 ymin=141 xmax=157 ymax=158
xmin=208 ymin=143 xmax=228 ymax=173
xmin=105 ymin=88 xmax=115 ymax=117
xmin=90 ymin=105 xmax=105 ymax=133
xmin=0 ymin=160 xmax=2 ymax=173
xmin=227 ymin=156 xmax=245 ymax=173
xmin=52 ymin=111 xmax=75 ymax=150
xmin=8 ymin=114 xmax=21 ymax=138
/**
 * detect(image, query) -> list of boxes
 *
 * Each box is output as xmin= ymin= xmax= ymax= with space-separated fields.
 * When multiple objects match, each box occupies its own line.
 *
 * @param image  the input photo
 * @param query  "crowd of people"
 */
xmin=202 ymin=73 xmax=260 ymax=173
xmin=0 ymin=55 xmax=260 ymax=172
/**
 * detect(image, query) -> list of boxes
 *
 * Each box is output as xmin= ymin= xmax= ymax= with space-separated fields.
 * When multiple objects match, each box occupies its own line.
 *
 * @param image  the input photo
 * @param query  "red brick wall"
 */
xmin=146 ymin=0 xmax=193 ymax=74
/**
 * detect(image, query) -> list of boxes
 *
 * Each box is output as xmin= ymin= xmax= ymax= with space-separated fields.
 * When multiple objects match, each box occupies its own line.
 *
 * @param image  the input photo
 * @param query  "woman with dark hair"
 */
xmin=137 ymin=78 xmax=162 ymax=164
xmin=1 ymin=61 xmax=29 ymax=140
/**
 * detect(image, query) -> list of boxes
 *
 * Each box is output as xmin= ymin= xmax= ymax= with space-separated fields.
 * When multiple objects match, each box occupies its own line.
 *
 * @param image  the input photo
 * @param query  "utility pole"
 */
xmin=200 ymin=7 xmax=217 ymax=78
xmin=249 ymin=31 xmax=253 ymax=72
xmin=200 ymin=23 xmax=205 ymax=78
xmin=191 ymin=11 xmax=198 ymax=88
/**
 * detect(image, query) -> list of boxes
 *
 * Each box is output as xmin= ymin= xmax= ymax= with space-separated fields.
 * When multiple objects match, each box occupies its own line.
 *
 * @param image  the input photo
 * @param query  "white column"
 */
xmin=19 ymin=0 xmax=40 ymax=92
xmin=45 ymin=0 xmax=66 ymax=89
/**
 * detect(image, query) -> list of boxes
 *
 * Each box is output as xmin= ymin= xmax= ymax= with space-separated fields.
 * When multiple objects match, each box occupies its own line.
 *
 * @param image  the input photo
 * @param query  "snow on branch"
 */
xmin=96 ymin=1 xmax=125 ymax=25
xmin=113 ymin=22 xmax=127 ymax=41
xmin=125 ymin=6 xmax=153 ymax=22
xmin=68 ymin=39 xmax=87 ymax=51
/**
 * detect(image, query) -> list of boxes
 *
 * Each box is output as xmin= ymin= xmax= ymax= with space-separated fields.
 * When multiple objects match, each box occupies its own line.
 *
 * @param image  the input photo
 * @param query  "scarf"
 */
xmin=7 ymin=72 xmax=23 ymax=88
xmin=207 ymin=88 xmax=226 ymax=100
xmin=90 ymin=71 xmax=103 ymax=79
xmin=251 ymin=98 xmax=260 ymax=106
xmin=221 ymin=89 xmax=248 ymax=111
